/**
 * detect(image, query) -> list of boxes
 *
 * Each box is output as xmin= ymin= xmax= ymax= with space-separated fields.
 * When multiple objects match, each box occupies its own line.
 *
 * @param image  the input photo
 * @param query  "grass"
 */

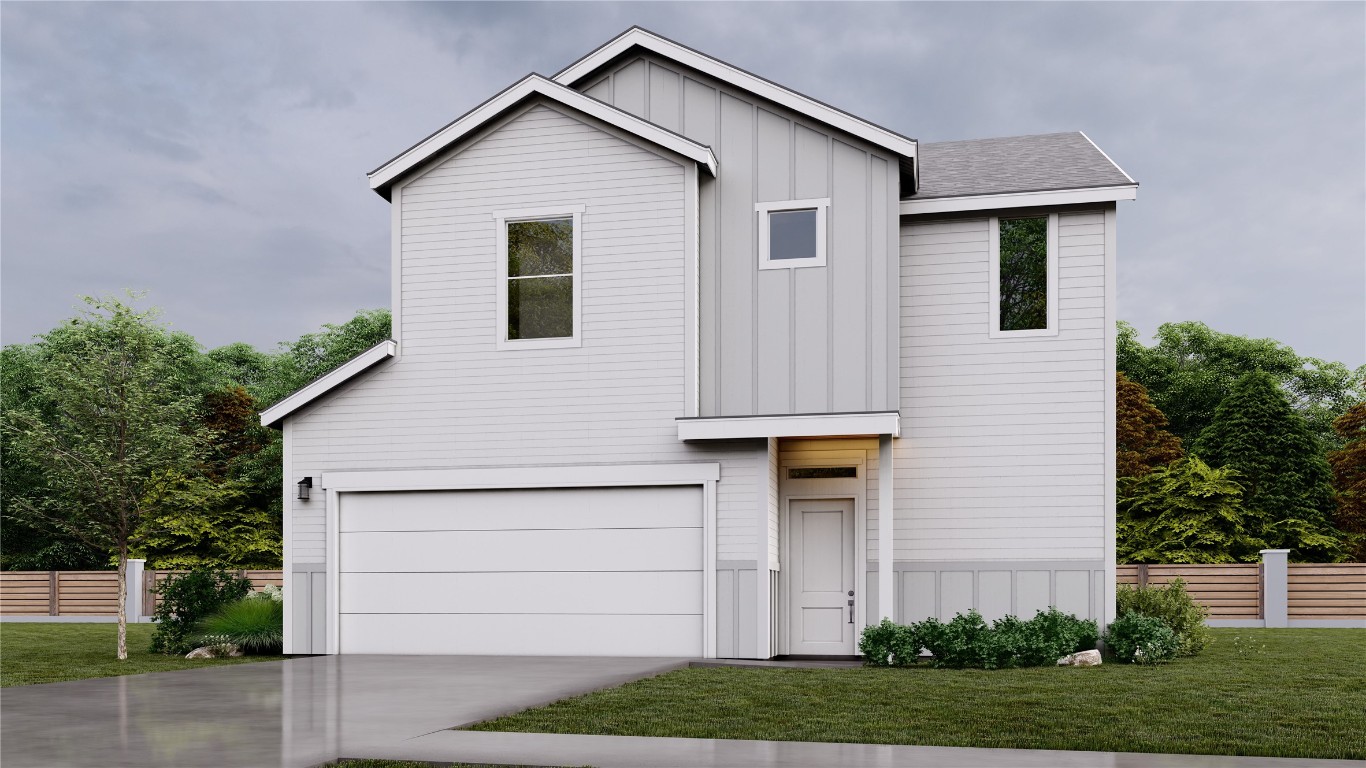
xmin=469 ymin=629 xmax=1366 ymax=759
xmin=0 ymin=622 xmax=285 ymax=687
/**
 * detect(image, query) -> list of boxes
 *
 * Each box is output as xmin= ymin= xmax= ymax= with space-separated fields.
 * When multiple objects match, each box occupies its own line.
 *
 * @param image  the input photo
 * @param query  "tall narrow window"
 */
xmin=494 ymin=206 xmax=583 ymax=349
xmin=989 ymin=213 xmax=1058 ymax=337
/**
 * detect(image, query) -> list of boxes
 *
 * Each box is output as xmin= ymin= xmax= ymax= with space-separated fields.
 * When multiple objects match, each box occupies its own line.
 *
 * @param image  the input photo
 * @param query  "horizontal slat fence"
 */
xmin=1288 ymin=564 xmax=1366 ymax=620
xmin=2 ymin=569 xmax=282 ymax=617
xmin=1117 ymin=563 xmax=1262 ymax=619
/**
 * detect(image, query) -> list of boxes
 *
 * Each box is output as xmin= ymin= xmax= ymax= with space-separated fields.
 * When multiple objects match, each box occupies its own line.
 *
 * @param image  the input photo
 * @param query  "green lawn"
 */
xmin=469 ymin=628 xmax=1366 ymax=759
xmin=0 ymin=622 xmax=284 ymax=687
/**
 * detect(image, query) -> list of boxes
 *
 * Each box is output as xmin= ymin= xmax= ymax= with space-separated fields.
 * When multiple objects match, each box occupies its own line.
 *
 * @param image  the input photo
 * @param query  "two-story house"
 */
xmin=262 ymin=27 xmax=1136 ymax=659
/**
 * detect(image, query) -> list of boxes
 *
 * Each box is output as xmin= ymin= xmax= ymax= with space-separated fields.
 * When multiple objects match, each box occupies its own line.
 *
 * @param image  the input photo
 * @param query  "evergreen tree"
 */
xmin=1116 ymin=372 xmax=1183 ymax=479
xmin=1328 ymin=402 xmax=1366 ymax=561
xmin=1118 ymin=457 xmax=1258 ymax=563
xmin=1193 ymin=371 xmax=1342 ymax=560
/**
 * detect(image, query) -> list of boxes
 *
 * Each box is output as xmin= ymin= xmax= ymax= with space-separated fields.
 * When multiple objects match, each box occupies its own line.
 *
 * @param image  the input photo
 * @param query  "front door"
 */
xmin=787 ymin=498 xmax=856 ymax=655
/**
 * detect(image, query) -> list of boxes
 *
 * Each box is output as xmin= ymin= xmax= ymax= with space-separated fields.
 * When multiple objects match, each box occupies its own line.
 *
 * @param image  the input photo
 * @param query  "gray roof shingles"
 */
xmin=911 ymin=132 xmax=1134 ymax=200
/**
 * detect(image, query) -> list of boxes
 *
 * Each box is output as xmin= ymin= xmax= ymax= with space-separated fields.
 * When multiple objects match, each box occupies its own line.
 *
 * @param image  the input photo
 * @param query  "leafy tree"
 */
xmin=2 ymin=295 xmax=214 ymax=658
xmin=260 ymin=308 xmax=391 ymax=406
xmin=1118 ymin=321 xmax=1365 ymax=451
xmin=1192 ymin=371 xmax=1342 ymax=560
xmin=1117 ymin=457 xmax=1259 ymax=563
xmin=1116 ymin=372 xmax=1183 ymax=479
xmin=1328 ymin=402 xmax=1366 ymax=561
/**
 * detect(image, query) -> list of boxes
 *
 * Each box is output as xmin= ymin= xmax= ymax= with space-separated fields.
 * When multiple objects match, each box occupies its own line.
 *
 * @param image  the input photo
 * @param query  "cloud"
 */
xmin=2 ymin=1 xmax=1361 ymax=366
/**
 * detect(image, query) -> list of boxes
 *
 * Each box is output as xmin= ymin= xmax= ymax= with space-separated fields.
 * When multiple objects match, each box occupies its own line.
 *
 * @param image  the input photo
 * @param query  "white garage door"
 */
xmin=338 ymin=485 xmax=703 ymax=656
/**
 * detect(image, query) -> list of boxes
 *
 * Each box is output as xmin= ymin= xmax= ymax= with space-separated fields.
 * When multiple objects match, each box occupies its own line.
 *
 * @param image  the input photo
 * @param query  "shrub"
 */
xmin=198 ymin=596 xmax=284 ymax=654
xmin=859 ymin=619 xmax=920 ymax=667
xmin=915 ymin=611 xmax=994 ymax=668
xmin=149 ymin=568 xmax=253 ymax=655
xmin=1104 ymin=611 xmax=1179 ymax=664
xmin=917 ymin=609 xmax=1098 ymax=669
xmin=1116 ymin=578 xmax=1210 ymax=656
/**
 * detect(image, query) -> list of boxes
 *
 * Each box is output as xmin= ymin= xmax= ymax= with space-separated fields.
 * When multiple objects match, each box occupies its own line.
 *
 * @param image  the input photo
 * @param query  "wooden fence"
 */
xmin=1117 ymin=563 xmax=1263 ymax=620
xmin=1288 ymin=564 xmax=1366 ymax=621
xmin=0 ymin=569 xmax=283 ymax=617
xmin=1117 ymin=561 xmax=1365 ymax=623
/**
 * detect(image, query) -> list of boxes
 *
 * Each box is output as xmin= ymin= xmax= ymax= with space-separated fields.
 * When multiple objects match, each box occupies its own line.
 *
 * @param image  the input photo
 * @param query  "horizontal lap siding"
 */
xmin=290 ymin=103 xmax=760 ymax=564
xmin=897 ymin=213 xmax=1108 ymax=562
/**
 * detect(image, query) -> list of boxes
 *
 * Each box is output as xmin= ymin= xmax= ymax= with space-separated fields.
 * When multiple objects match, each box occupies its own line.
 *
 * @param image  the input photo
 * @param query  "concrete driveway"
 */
xmin=0 ymin=654 xmax=688 ymax=767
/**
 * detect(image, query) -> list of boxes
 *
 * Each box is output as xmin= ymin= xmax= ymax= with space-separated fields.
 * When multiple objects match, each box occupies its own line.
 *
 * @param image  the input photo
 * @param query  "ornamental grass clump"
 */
xmin=198 ymin=595 xmax=284 ymax=654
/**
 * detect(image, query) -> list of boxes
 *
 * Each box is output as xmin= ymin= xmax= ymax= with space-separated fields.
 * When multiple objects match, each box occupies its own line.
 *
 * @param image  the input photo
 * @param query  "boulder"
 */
xmin=1057 ymin=649 xmax=1102 ymax=667
xmin=185 ymin=644 xmax=242 ymax=659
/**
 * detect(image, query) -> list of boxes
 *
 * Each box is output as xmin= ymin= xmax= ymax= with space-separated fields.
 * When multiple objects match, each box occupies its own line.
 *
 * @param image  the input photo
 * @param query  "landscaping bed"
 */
xmin=467 ymin=628 xmax=1366 ymax=759
xmin=0 ymin=622 xmax=284 ymax=687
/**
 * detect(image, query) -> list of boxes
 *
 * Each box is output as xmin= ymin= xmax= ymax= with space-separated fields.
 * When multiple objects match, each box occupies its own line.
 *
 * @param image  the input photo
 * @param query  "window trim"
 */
xmin=756 ymin=198 xmax=829 ymax=270
xmin=988 ymin=212 xmax=1059 ymax=338
xmin=493 ymin=205 xmax=585 ymax=350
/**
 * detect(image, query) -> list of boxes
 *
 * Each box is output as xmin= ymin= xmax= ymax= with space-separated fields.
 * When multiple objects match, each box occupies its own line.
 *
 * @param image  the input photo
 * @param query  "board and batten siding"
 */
xmin=288 ymin=103 xmax=765 ymax=574
xmin=896 ymin=211 xmax=1110 ymax=563
xmin=577 ymin=55 xmax=900 ymax=418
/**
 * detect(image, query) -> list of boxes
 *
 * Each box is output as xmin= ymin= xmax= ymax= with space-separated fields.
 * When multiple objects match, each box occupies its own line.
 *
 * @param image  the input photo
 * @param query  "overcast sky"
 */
xmin=3 ymin=2 xmax=1363 ymax=366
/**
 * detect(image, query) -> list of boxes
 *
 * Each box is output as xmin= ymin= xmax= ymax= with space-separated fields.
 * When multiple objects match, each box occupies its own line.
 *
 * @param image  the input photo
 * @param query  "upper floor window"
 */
xmin=989 ymin=213 xmax=1058 ymax=337
xmin=494 ymin=205 xmax=584 ymax=349
xmin=757 ymin=198 xmax=829 ymax=270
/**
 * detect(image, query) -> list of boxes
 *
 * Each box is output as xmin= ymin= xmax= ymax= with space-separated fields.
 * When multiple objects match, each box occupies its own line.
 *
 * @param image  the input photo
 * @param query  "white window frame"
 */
xmin=756 ymin=198 xmax=829 ymax=270
xmin=988 ymin=212 xmax=1059 ymax=338
xmin=493 ymin=205 xmax=585 ymax=350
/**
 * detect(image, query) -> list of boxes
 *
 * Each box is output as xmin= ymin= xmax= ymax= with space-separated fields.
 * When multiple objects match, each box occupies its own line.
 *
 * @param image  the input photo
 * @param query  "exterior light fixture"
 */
xmin=297 ymin=477 xmax=313 ymax=501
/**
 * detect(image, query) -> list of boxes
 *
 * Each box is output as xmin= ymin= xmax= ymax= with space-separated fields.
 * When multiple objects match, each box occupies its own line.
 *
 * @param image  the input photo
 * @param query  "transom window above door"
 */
xmin=494 ymin=205 xmax=584 ymax=349
xmin=757 ymin=198 xmax=829 ymax=270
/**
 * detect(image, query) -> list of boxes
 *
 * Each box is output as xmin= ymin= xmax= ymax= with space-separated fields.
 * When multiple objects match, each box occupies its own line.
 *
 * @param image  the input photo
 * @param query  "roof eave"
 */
xmin=260 ymin=340 xmax=397 ymax=429
xmin=900 ymin=184 xmax=1138 ymax=216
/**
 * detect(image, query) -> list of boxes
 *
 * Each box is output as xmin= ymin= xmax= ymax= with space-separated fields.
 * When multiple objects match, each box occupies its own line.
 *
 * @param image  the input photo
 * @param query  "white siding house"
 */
xmin=263 ymin=28 xmax=1136 ymax=658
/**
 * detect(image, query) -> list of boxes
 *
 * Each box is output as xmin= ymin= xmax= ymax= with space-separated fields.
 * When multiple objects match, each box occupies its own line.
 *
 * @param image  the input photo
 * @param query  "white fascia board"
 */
xmin=554 ymin=28 xmax=917 ymax=163
xmin=259 ymin=340 xmax=396 ymax=428
xmin=677 ymin=412 xmax=900 ymax=441
xmin=900 ymin=185 xmax=1138 ymax=216
xmin=368 ymin=74 xmax=716 ymax=194
xmin=320 ymin=462 xmax=721 ymax=491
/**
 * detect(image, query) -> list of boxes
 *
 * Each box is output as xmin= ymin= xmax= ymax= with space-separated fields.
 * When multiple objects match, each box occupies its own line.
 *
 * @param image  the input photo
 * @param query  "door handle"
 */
xmin=848 ymin=597 xmax=855 ymax=624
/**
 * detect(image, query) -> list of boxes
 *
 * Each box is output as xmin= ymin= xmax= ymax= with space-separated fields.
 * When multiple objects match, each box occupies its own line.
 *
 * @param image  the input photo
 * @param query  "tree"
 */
xmin=1117 ymin=457 xmax=1259 ymax=563
xmin=259 ymin=308 xmax=391 ymax=406
xmin=1116 ymin=372 xmax=1184 ymax=479
xmin=1328 ymin=402 xmax=1366 ymax=561
xmin=2 ymin=295 xmax=213 ymax=659
xmin=1192 ymin=371 xmax=1342 ymax=560
xmin=1118 ymin=321 xmax=1365 ymax=451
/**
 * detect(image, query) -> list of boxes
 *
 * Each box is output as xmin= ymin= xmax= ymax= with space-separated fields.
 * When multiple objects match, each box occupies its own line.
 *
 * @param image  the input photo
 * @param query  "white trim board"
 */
xmin=260 ymin=340 xmax=396 ymax=428
xmin=368 ymin=74 xmax=717 ymax=197
xmin=900 ymin=185 xmax=1137 ymax=216
xmin=321 ymin=462 xmax=721 ymax=492
xmin=554 ymin=27 xmax=918 ymax=166
xmin=677 ymin=412 xmax=900 ymax=441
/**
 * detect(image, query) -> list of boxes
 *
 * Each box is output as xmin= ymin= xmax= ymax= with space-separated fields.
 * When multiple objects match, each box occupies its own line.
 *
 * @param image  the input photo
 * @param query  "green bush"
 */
xmin=1103 ymin=611 xmax=1179 ymax=664
xmin=149 ymin=568 xmax=253 ymax=655
xmin=1116 ymin=578 xmax=1210 ymax=656
xmin=864 ymin=609 xmax=1098 ymax=670
xmin=859 ymin=619 xmax=921 ymax=667
xmin=198 ymin=596 xmax=284 ymax=654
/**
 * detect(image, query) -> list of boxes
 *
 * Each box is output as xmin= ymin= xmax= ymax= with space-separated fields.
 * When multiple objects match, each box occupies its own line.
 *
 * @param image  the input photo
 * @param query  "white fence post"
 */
xmin=1261 ymin=549 xmax=1289 ymax=628
xmin=125 ymin=559 xmax=146 ymax=623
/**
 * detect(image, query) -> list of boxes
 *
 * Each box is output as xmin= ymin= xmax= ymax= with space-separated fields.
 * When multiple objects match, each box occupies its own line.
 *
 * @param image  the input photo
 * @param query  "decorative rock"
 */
xmin=1057 ymin=649 xmax=1102 ymax=667
xmin=185 ymin=644 xmax=242 ymax=659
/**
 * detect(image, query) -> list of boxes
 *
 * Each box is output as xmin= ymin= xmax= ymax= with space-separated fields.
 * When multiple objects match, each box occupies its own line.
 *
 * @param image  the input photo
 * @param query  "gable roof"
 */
xmin=912 ymin=131 xmax=1135 ymax=200
xmin=367 ymin=74 xmax=718 ymax=200
xmin=260 ymin=340 xmax=396 ymax=428
xmin=553 ymin=26 xmax=918 ymax=192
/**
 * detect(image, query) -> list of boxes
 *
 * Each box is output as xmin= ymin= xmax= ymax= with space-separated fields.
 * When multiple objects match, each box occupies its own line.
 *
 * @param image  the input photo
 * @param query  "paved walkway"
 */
xmin=3 ymin=656 xmax=1356 ymax=768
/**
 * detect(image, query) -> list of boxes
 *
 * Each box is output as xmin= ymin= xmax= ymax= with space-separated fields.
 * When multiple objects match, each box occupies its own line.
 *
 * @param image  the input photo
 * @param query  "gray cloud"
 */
xmin=2 ymin=2 xmax=1362 ymax=365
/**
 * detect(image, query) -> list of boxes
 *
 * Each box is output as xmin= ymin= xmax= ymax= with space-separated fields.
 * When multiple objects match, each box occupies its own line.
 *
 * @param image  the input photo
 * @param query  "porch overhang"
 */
xmin=676 ymin=411 xmax=900 ymax=441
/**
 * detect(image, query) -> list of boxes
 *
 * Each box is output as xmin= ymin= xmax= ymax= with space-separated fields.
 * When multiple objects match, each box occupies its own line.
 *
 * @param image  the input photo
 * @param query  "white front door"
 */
xmin=787 ymin=498 xmax=856 ymax=655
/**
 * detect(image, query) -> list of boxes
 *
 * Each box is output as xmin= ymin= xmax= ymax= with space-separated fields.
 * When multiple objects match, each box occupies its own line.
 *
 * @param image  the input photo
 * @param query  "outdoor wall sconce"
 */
xmin=297 ymin=477 xmax=313 ymax=501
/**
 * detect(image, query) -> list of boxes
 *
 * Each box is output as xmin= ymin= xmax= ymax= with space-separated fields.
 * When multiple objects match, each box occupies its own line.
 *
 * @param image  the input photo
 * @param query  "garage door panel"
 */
xmin=340 ymin=527 xmax=701 ymax=573
xmin=340 ymin=487 xmax=702 ymax=532
xmin=340 ymin=571 xmax=702 ymax=615
xmin=340 ymin=613 xmax=703 ymax=656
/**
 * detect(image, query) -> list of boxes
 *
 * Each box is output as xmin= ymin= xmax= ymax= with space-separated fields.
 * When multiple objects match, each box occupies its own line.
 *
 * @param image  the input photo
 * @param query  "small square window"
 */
xmin=494 ymin=205 xmax=584 ymax=350
xmin=989 ymin=213 xmax=1058 ymax=338
xmin=757 ymin=199 xmax=828 ymax=269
